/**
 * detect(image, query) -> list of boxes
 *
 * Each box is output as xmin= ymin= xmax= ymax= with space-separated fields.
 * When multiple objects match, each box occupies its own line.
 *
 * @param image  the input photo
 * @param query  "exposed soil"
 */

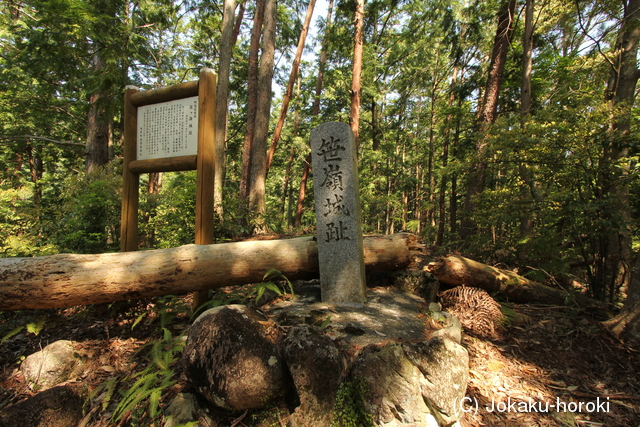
xmin=1 ymin=291 xmax=639 ymax=426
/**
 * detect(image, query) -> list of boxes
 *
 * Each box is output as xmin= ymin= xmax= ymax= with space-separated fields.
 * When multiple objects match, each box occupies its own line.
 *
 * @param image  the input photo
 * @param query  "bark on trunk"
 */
xmin=86 ymin=54 xmax=111 ymax=173
xmin=349 ymin=0 xmax=365 ymax=152
xmin=519 ymin=0 xmax=536 ymax=238
xmin=248 ymin=0 xmax=277 ymax=223
xmin=239 ymin=0 xmax=265 ymax=207
xmin=436 ymin=67 xmax=457 ymax=246
xmin=476 ymin=0 xmax=516 ymax=128
xmin=281 ymin=78 xmax=301 ymax=228
xmin=598 ymin=0 xmax=640 ymax=303
xmin=460 ymin=0 xmax=516 ymax=240
xmin=0 ymin=233 xmax=421 ymax=310
xmin=427 ymin=255 xmax=605 ymax=308
xmin=294 ymin=154 xmax=311 ymax=228
xmin=520 ymin=0 xmax=534 ymax=118
xmin=214 ymin=0 xmax=237 ymax=217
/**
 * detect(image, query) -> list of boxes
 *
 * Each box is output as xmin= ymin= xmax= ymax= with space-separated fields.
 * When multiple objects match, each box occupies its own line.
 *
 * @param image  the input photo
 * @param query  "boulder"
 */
xmin=347 ymin=337 xmax=467 ymax=427
xmin=283 ymin=325 xmax=345 ymax=426
xmin=404 ymin=338 xmax=469 ymax=425
xmin=271 ymin=287 xmax=468 ymax=426
xmin=181 ymin=305 xmax=288 ymax=411
xmin=0 ymin=383 xmax=85 ymax=427
xmin=20 ymin=340 xmax=85 ymax=392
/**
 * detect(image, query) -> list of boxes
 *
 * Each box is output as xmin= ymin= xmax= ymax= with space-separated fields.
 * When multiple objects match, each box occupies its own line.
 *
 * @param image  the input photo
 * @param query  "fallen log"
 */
xmin=0 ymin=233 xmax=420 ymax=311
xmin=426 ymin=255 xmax=603 ymax=307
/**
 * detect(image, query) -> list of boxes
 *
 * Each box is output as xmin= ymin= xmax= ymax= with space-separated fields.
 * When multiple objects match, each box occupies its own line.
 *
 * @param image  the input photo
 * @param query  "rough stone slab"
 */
xmin=310 ymin=122 xmax=366 ymax=303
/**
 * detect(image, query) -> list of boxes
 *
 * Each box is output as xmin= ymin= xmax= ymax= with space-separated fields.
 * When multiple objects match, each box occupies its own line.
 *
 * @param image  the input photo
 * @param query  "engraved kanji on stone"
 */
xmin=316 ymin=136 xmax=346 ymax=162
xmin=325 ymin=221 xmax=350 ymax=242
xmin=310 ymin=122 xmax=365 ymax=303
xmin=323 ymin=194 xmax=350 ymax=217
xmin=320 ymin=164 xmax=343 ymax=191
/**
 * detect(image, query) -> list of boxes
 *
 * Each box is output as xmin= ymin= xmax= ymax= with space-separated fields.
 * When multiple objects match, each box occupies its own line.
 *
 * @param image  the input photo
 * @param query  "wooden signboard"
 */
xmin=120 ymin=68 xmax=216 ymax=308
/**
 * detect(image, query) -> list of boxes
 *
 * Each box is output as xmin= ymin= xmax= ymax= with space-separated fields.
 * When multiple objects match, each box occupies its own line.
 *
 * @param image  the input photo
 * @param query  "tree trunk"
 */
xmin=143 ymin=172 xmax=163 ymax=247
xmin=520 ymin=0 xmax=534 ymax=118
xmin=427 ymin=66 xmax=440 ymax=232
xmin=427 ymin=255 xmax=605 ymax=308
xmin=85 ymin=54 xmax=111 ymax=173
xmin=460 ymin=0 xmax=516 ymax=240
xmin=232 ymin=0 xmax=246 ymax=46
xmin=281 ymin=78 xmax=302 ymax=228
xmin=603 ymin=299 xmax=640 ymax=349
xmin=294 ymin=155 xmax=311 ymax=228
xmin=214 ymin=0 xmax=237 ymax=217
xmin=601 ymin=0 xmax=640 ymax=344
xmin=239 ymin=0 xmax=265 ymax=211
xmin=266 ymin=0 xmax=316 ymax=174
xmin=437 ymin=66 xmax=458 ymax=247
xmin=349 ymin=0 xmax=365 ymax=152
xmin=312 ymin=0 xmax=333 ymax=117
xmin=598 ymin=0 xmax=640 ymax=303
xmin=0 ymin=233 xmax=421 ymax=310
xmin=293 ymin=0 xmax=334 ymax=228
xmin=519 ymin=0 xmax=536 ymax=238
xmin=248 ymin=0 xmax=277 ymax=226
xmin=476 ymin=0 xmax=516 ymax=128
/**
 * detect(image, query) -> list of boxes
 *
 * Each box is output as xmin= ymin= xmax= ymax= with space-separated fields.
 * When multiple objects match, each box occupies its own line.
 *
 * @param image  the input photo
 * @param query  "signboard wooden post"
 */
xmin=120 ymin=68 xmax=216 ymax=309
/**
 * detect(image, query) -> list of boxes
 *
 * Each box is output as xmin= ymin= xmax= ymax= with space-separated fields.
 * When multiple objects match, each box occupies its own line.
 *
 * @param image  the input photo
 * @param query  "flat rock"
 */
xmin=269 ymin=286 xmax=454 ymax=347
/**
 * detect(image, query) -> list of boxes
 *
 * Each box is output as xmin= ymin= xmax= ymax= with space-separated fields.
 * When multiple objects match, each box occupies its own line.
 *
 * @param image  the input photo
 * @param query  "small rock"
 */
xmin=20 ymin=340 xmax=85 ymax=392
xmin=181 ymin=305 xmax=288 ymax=411
xmin=163 ymin=392 xmax=199 ymax=427
xmin=428 ymin=310 xmax=463 ymax=345
xmin=163 ymin=392 xmax=223 ymax=427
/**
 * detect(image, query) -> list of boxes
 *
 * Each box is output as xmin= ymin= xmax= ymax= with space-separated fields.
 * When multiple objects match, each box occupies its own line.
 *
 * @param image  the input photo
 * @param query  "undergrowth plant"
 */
xmin=1 ymin=313 xmax=48 ymax=347
xmin=131 ymin=295 xmax=191 ymax=330
xmin=110 ymin=328 xmax=185 ymax=425
xmin=193 ymin=268 xmax=294 ymax=316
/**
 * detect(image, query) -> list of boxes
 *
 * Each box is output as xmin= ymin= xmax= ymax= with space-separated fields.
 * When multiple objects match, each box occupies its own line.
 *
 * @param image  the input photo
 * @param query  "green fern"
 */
xmin=111 ymin=328 xmax=184 ymax=423
xmin=26 ymin=315 xmax=47 ymax=336
xmin=191 ymin=268 xmax=295 ymax=317
xmin=1 ymin=325 xmax=24 ymax=345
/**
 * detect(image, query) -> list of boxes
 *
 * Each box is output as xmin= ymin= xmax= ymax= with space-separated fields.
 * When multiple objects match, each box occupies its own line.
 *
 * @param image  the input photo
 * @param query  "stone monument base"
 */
xmin=177 ymin=282 xmax=469 ymax=427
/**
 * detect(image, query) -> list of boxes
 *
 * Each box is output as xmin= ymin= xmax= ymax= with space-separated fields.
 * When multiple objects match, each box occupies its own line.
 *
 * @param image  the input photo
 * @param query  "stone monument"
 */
xmin=310 ymin=122 xmax=366 ymax=303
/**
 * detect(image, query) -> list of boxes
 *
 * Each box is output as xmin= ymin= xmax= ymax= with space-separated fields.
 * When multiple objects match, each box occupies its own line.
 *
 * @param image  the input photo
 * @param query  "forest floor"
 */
xmin=0 ymin=288 xmax=639 ymax=426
